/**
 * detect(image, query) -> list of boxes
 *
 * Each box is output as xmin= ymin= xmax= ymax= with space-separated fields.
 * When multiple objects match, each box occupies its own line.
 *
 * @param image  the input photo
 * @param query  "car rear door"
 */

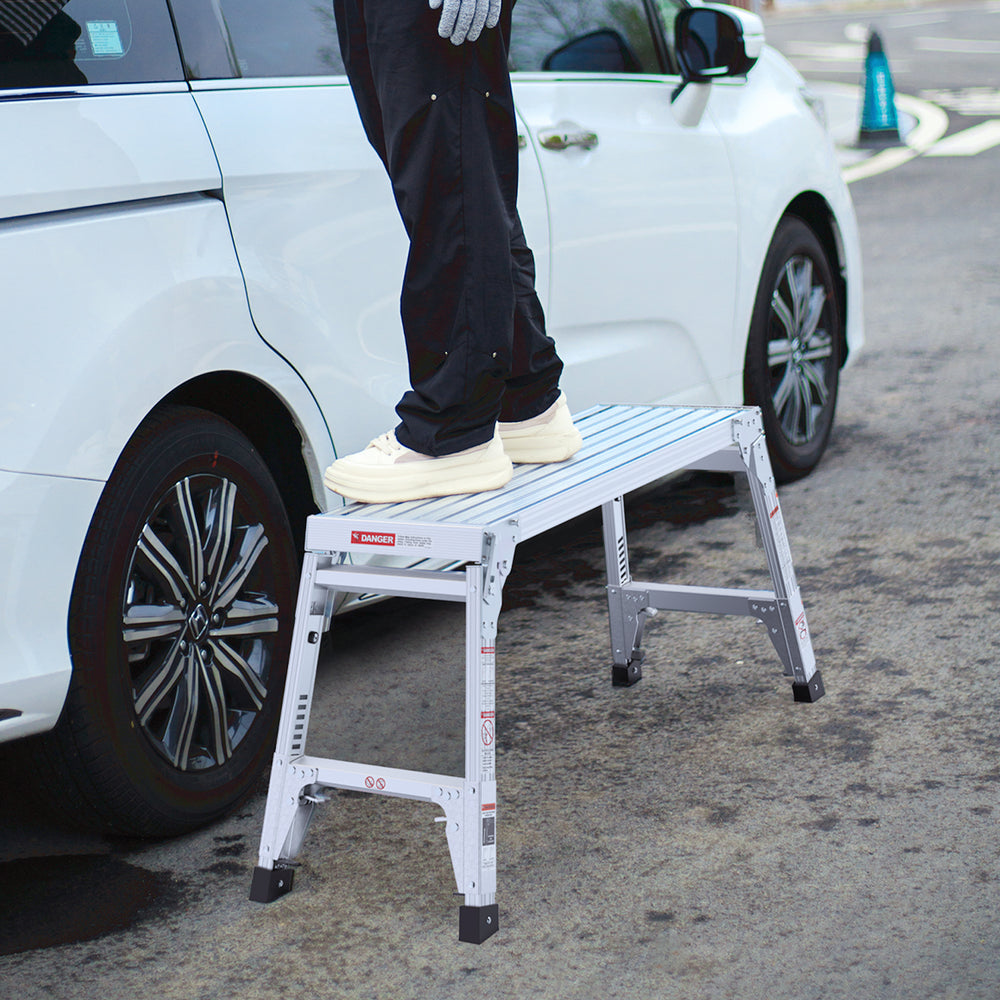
xmin=170 ymin=0 xmax=553 ymax=460
xmin=509 ymin=0 xmax=741 ymax=408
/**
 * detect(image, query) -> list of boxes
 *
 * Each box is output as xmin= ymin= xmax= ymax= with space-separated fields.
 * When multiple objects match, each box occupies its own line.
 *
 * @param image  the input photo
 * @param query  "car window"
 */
xmin=170 ymin=0 xmax=345 ymax=81
xmin=509 ymin=0 xmax=663 ymax=74
xmin=0 ymin=0 xmax=182 ymax=89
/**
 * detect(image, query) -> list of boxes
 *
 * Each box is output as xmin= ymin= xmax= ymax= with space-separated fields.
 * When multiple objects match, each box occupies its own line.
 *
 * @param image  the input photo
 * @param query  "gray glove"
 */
xmin=428 ymin=0 xmax=501 ymax=45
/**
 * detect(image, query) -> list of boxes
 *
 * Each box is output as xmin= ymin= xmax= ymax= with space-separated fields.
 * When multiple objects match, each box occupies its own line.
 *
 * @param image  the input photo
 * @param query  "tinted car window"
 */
xmin=510 ymin=0 xmax=661 ymax=74
xmin=171 ymin=0 xmax=345 ymax=80
xmin=0 ymin=0 xmax=182 ymax=89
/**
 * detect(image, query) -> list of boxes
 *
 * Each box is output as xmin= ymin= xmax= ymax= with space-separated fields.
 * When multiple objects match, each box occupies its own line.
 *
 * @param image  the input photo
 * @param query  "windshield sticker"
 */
xmin=86 ymin=21 xmax=124 ymax=57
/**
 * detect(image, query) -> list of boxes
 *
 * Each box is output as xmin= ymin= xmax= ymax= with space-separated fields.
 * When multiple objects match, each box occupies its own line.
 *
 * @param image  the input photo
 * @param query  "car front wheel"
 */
xmin=744 ymin=215 xmax=842 ymax=481
xmin=33 ymin=405 xmax=297 ymax=836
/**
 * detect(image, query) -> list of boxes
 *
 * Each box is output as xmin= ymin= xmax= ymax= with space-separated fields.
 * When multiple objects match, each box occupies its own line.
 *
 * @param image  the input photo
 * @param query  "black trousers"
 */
xmin=334 ymin=0 xmax=563 ymax=456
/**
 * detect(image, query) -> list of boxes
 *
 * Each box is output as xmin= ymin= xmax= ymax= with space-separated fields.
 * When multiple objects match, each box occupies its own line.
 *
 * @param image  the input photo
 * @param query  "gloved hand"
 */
xmin=428 ymin=0 xmax=502 ymax=45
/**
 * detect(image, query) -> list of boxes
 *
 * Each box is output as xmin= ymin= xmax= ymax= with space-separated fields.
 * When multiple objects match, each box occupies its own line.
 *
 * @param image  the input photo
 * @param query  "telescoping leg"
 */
xmin=456 ymin=527 xmax=515 ymax=942
xmin=740 ymin=432 xmax=824 ymax=703
xmin=602 ymin=496 xmax=646 ymax=686
xmin=250 ymin=551 xmax=333 ymax=902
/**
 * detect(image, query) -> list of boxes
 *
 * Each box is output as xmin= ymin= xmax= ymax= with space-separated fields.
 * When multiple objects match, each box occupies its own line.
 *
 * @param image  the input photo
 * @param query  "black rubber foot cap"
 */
xmin=249 ymin=864 xmax=295 ymax=903
xmin=459 ymin=904 xmax=499 ymax=943
xmin=612 ymin=660 xmax=643 ymax=687
xmin=792 ymin=671 xmax=825 ymax=703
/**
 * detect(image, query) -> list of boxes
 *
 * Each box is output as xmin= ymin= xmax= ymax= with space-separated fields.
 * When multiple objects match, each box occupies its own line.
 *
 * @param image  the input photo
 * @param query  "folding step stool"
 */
xmin=249 ymin=404 xmax=824 ymax=943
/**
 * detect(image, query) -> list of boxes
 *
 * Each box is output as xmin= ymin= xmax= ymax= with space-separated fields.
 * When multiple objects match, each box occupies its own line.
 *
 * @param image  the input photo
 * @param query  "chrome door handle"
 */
xmin=538 ymin=124 xmax=600 ymax=152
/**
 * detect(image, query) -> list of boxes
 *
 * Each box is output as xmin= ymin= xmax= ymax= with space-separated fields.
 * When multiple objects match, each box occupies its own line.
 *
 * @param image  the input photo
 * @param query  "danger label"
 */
xmin=350 ymin=530 xmax=396 ymax=547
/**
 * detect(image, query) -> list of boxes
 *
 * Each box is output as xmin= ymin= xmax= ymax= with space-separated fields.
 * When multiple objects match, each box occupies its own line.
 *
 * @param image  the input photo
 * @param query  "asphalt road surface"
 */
xmin=2 ymin=3 xmax=1000 ymax=997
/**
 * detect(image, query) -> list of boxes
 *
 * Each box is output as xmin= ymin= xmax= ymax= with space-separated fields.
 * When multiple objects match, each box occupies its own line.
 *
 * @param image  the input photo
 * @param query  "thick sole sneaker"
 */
xmin=498 ymin=392 xmax=583 ymax=464
xmin=324 ymin=433 xmax=513 ymax=504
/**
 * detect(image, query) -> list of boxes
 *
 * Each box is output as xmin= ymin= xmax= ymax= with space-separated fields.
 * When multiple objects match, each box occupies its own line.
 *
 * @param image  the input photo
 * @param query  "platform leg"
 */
xmin=741 ymin=434 xmax=823 ymax=700
xmin=456 ymin=535 xmax=513 ymax=943
xmin=251 ymin=551 xmax=334 ymax=901
xmin=602 ymin=496 xmax=644 ymax=686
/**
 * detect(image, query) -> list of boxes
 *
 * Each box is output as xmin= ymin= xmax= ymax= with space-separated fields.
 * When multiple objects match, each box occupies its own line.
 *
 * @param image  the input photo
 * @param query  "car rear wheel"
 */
xmin=744 ymin=215 xmax=842 ymax=482
xmin=31 ymin=405 xmax=297 ymax=836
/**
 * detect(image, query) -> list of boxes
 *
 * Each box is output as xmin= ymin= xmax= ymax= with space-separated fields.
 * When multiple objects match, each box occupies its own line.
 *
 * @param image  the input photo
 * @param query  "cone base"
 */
xmin=857 ymin=128 xmax=903 ymax=148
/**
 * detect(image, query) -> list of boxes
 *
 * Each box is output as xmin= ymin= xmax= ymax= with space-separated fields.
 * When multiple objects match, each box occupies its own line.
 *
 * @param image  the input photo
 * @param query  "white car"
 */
xmin=0 ymin=0 xmax=862 ymax=835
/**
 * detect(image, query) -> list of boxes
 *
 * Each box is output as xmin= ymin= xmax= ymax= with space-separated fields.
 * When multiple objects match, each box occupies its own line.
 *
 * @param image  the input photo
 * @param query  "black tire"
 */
xmin=744 ymin=215 xmax=842 ymax=482
xmin=32 ymin=405 xmax=297 ymax=836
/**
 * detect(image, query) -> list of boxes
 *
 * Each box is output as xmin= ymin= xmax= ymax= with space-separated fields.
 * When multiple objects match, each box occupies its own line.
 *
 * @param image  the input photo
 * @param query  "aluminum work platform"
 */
xmin=249 ymin=404 xmax=824 ymax=943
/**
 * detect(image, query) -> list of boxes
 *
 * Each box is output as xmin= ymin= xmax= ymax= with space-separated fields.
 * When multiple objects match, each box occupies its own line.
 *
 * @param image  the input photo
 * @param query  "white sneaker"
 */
xmin=323 ymin=429 xmax=513 ymax=503
xmin=498 ymin=392 xmax=583 ymax=464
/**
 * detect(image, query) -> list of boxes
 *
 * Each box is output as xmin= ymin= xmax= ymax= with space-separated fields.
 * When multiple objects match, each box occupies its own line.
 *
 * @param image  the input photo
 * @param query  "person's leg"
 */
xmin=337 ymin=0 xmax=515 ymax=456
xmin=500 ymin=210 xmax=563 ymax=422
xmin=327 ymin=1 xmax=576 ymax=498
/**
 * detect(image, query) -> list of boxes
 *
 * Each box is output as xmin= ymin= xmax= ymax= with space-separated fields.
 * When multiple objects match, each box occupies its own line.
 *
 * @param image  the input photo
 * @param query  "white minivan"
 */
xmin=0 ymin=0 xmax=862 ymax=835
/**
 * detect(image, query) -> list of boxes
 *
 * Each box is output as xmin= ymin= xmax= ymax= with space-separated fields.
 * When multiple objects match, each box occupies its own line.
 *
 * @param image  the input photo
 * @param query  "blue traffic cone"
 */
xmin=858 ymin=30 xmax=901 ymax=147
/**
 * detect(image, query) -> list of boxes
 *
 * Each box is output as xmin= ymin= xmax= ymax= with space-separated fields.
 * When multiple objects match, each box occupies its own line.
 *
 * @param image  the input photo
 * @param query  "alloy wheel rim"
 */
xmin=122 ymin=475 xmax=279 ymax=771
xmin=766 ymin=254 xmax=835 ymax=446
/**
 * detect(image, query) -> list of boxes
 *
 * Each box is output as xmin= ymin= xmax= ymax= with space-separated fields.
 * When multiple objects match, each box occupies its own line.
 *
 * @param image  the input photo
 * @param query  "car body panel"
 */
xmin=0 ymin=192 xmax=334 ymax=484
xmin=0 ymin=470 xmax=103 ymax=740
xmin=704 ymin=49 xmax=864 ymax=364
xmin=188 ymin=79 xmax=554 ymax=460
xmin=513 ymin=72 xmax=739 ymax=409
xmin=0 ymin=88 xmax=218 ymax=221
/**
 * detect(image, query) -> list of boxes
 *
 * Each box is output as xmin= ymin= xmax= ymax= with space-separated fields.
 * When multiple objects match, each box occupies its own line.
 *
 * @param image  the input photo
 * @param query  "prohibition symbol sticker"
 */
xmin=376 ymin=777 xmax=386 ymax=790
xmin=365 ymin=776 xmax=375 ymax=788
xmin=481 ymin=719 xmax=495 ymax=746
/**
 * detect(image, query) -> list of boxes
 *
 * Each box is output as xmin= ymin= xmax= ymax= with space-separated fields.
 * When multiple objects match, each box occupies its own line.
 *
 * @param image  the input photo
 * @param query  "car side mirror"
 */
xmin=674 ymin=6 xmax=764 ymax=84
xmin=542 ymin=28 xmax=642 ymax=74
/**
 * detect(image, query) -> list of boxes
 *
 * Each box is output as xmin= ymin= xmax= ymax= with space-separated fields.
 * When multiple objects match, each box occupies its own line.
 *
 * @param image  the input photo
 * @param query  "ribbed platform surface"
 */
xmin=305 ymin=405 xmax=753 ymax=560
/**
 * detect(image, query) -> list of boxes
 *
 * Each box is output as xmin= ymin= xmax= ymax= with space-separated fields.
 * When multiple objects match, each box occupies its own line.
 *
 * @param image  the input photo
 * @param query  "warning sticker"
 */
xmin=795 ymin=611 xmax=809 ymax=642
xmin=350 ymin=530 xmax=396 ymax=547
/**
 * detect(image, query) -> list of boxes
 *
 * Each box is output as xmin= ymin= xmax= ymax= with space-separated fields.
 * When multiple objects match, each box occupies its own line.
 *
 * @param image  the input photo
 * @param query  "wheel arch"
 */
xmin=780 ymin=192 xmax=851 ymax=370
xmin=163 ymin=372 xmax=322 ymax=556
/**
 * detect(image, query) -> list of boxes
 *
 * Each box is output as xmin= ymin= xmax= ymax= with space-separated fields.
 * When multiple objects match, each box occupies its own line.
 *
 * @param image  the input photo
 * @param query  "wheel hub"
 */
xmin=186 ymin=603 xmax=211 ymax=643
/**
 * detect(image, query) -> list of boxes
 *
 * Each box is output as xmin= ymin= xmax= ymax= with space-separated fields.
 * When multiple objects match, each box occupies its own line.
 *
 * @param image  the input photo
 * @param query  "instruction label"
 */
xmin=86 ymin=21 xmax=123 ymax=56
xmin=480 ymin=788 xmax=497 ymax=881
xmin=478 ymin=646 xmax=496 ymax=778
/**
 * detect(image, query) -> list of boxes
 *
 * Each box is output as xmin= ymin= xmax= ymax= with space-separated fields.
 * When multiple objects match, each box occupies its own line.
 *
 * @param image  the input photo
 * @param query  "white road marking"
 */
xmin=925 ymin=120 xmax=1000 ymax=156
xmin=919 ymin=87 xmax=1000 ymax=116
xmin=785 ymin=41 xmax=866 ymax=62
xmin=915 ymin=37 xmax=1000 ymax=53
xmin=878 ymin=13 xmax=951 ymax=30
xmin=842 ymin=93 xmax=949 ymax=183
